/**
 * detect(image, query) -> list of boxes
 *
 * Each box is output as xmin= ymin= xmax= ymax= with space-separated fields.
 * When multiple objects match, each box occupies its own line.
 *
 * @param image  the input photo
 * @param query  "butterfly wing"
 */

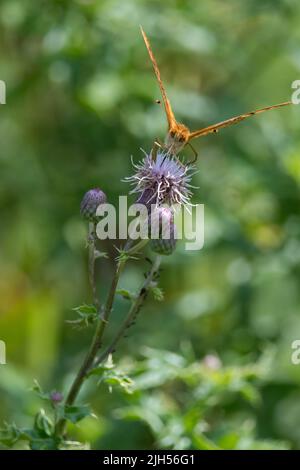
xmin=189 ymin=101 xmax=292 ymax=139
xmin=140 ymin=27 xmax=177 ymax=129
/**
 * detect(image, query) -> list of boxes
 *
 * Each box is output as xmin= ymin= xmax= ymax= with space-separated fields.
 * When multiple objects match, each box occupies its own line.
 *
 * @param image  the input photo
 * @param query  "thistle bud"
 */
xmin=80 ymin=188 xmax=107 ymax=221
xmin=50 ymin=391 xmax=63 ymax=405
xmin=149 ymin=206 xmax=176 ymax=255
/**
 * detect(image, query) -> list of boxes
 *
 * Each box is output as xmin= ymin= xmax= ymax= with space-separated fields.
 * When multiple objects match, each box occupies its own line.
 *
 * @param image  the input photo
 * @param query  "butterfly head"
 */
xmin=165 ymin=123 xmax=190 ymax=155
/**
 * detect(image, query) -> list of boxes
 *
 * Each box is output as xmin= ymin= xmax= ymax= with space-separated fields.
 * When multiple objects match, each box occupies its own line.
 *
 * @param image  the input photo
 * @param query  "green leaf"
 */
xmin=115 ymin=247 xmax=140 ymax=263
xmin=29 ymin=437 xmax=59 ymax=450
xmin=193 ymin=433 xmax=221 ymax=450
xmin=116 ymin=288 xmax=135 ymax=301
xmin=67 ymin=304 xmax=98 ymax=329
xmin=88 ymin=354 xmax=115 ymax=377
xmin=63 ymin=404 xmax=93 ymax=424
xmin=90 ymin=356 xmax=134 ymax=394
xmin=34 ymin=409 xmax=53 ymax=437
xmin=239 ymin=383 xmax=261 ymax=406
xmin=31 ymin=379 xmax=49 ymax=401
xmin=101 ymin=371 xmax=134 ymax=394
xmin=60 ymin=440 xmax=91 ymax=450
xmin=0 ymin=421 xmax=57 ymax=449
xmin=73 ymin=304 xmax=97 ymax=315
xmin=0 ymin=423 xmax=22 ymax=447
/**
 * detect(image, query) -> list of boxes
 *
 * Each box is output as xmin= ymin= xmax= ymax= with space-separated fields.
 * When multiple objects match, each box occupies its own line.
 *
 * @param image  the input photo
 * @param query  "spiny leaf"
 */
xmin=29 ymin=437 xmax=59 ymax=450
xmin=115 ymin=247 xmax=139 ymax=262
xmin=31 ymin=379 xmax=49 ymax=401
xmin=63 ymin=404 xmax=94 ymax=424
xmin=102 ymin=373 xmax=134 ymax=394
xmin=89 ymin=356 xmax=134 ymax=394
xmin=34 ymin=409 xmax=53 ymax=437
xmin=72 ymin=304 xmax=97 ymax=315
xmin=116 ymin=288 xmax=136 ymax=301
xmin=67 ymin=304 xmax=98 ymax=329
xmin=0 ymin=423 xmax=22 ymax=447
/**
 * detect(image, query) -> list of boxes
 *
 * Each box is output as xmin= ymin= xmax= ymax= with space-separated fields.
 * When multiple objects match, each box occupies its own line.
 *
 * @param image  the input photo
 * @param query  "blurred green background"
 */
xmin=1 ymin=0 xmax=300 ymax=450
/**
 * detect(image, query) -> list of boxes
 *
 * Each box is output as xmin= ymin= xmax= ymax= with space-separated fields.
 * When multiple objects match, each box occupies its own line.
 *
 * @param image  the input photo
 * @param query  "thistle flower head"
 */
xmin=80 ymin=188 xmax=107 ymax=222
xmin=149 ymin=206 xmax=177 ymax=256
xmin=126 ymin=151 xmax=195 ymax=208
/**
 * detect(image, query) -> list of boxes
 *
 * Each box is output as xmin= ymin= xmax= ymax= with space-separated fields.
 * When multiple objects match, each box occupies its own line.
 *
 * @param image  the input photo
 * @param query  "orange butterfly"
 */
xmin=141 ymin=27 xmax=292 ymax=160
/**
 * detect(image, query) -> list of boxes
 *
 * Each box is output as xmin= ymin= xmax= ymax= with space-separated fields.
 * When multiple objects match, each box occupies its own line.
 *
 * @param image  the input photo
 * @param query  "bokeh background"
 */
xmin=1 ymin=0 xmax=300 ymax=450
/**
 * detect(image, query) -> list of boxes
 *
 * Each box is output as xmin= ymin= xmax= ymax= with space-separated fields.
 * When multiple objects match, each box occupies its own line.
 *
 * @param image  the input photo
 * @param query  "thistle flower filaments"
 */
xmin=149 ymin=206 xmax=176 ymax=255
xmin=126 ymin=151 xmax=195 ymax=208
xmin=80 ymin=188 xmax=107 ymax=221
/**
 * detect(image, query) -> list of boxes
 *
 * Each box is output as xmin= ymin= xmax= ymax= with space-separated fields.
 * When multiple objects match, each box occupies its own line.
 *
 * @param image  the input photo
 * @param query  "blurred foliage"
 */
xmin=1 ymin=0 xmax=300 ymax=450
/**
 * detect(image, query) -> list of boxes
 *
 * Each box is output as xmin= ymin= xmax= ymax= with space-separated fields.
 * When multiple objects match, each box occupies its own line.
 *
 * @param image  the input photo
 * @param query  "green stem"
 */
xmin=88 ymin=222 xmax=99 ymax=310
xmin=56 ymin=240 xmax=148 ymax=437
xmin=92 ymin=255 xmax=161 ymax=369
xmin=56 ymin=240 xmax=148 ymax=436
xmin=55 ymin=258 xmax=125 ymax=436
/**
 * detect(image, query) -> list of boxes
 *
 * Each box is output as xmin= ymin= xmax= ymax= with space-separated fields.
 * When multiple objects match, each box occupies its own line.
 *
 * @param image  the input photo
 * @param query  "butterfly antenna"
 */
xmin=140 ymin=26 xmax=176 ymax=128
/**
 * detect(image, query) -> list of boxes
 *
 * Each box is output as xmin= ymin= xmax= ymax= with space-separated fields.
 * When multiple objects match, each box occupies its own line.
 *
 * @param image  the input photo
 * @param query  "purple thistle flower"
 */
xmin=125 ymin=151 xmax=196 ymax=208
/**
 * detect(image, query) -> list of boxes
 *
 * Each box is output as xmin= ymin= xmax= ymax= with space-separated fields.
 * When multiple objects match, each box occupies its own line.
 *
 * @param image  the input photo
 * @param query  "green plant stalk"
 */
xmin=55 ymin=238 xmax=149 ymax=437
xmin=55 ymin=257 xmax=125 ymax=436
xmin=88 ymin=222 xmax=99 ymax=309
xmin=93 ymin=255 xmax=161 ymax=368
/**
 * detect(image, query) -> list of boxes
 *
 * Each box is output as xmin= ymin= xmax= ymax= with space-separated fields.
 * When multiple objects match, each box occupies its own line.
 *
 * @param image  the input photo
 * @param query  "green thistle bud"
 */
xmin=80 ymin=188 xmax=107 ymax=221
xmin=149 ymin=207 xmax=176 ymax=256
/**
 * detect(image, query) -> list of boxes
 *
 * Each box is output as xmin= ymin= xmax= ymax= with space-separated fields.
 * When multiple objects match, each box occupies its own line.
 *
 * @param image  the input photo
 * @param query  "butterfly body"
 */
xmin=166 ymin=123 xmax=190 ymax=154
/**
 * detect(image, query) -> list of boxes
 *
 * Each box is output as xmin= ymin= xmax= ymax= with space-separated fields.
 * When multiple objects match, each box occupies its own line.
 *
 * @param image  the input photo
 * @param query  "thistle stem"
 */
xmin=55 ymin=257 xmax=126 ymax=436
xmin=56 ymin=239 xmax=149 ymax=437
xmin=88 ymin=222 xmax=99 ymax=309
xmin=92 ymin=255 xmax=161 ymax=369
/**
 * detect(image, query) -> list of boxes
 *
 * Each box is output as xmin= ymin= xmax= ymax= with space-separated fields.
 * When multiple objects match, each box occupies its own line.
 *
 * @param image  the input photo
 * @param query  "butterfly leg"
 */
xmin=155 ymin=137 xmax=164 ymax=148
xmin=151 ymin=138 xmax=164 ymax=161
xmin=186 ymin=142 xmax=198 ymax=165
